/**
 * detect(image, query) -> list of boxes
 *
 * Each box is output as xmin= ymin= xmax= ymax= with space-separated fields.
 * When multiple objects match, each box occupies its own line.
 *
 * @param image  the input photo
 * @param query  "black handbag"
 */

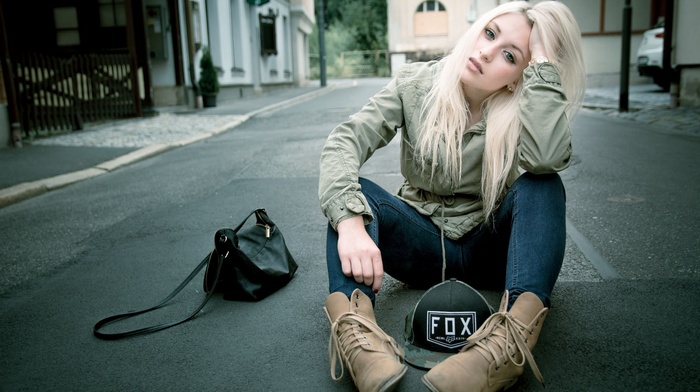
xmin=94 ymin=208 xmax=298 ymax=340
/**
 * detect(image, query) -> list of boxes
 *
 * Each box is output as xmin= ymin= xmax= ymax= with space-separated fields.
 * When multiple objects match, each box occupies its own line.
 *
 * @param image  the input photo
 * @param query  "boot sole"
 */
xmin=421 ymin=375 xmax=439 ymax=392
xmin=421 ymin=374 xmax=518 ymax=392
xmin=379 ymin=365 xmax=408 ymax=392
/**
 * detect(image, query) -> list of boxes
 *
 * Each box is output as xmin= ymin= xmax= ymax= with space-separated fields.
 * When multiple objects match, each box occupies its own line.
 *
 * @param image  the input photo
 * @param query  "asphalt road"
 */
xmin=1 ymin=78 xmax=698 ymax=391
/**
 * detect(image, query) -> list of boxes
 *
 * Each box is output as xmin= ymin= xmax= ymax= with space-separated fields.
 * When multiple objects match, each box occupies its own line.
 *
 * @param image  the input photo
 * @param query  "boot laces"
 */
xmin=463 ymin=310 xmax=544 ymax=384
xmin=328 ymin=312 xmax=403 ymax=381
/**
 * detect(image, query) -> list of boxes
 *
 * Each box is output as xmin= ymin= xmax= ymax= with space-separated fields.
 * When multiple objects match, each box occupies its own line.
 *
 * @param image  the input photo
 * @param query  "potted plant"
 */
xmin=198 ymin=46 xmax=220 ymax=108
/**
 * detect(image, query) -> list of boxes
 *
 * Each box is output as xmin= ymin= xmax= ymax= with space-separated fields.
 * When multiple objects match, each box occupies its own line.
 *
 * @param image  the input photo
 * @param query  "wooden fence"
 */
xmin=309 ymin=50 xmax=390 ymax=79
xmin=12 ymin=52 xmax=138 ymax=137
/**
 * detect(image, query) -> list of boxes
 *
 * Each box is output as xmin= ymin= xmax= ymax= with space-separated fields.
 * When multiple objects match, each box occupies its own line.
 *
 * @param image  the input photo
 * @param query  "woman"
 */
xmin=319 ymin=2 xmax=585 ymax=391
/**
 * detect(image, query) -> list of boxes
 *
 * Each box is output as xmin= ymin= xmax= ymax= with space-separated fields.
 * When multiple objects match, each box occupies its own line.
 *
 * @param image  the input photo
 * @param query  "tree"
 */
xmin=312 ymin=0 xmax=388 ymax=78
xmin=321 ymin=0 xmax=387 ymax=51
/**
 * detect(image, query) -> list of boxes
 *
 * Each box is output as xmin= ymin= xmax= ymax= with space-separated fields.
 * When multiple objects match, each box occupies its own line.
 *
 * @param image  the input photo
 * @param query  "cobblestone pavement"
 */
xmin=31 ymin=113 xmax=248 ymax=148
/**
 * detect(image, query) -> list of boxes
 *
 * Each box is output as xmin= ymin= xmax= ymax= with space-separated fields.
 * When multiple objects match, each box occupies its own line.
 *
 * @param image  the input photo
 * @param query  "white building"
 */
xmin=148 ymin=0 xmax=316 ymax=106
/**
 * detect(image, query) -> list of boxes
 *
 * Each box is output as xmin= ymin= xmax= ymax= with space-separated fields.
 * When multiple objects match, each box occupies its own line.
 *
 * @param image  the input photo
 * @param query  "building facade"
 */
xmin=387 ymin=0 xmax=699 ymax=105
xmin=0 ymin=0 xmax=315 ymax=147
xmin=113 ymin=0 xmax=316 ymax=107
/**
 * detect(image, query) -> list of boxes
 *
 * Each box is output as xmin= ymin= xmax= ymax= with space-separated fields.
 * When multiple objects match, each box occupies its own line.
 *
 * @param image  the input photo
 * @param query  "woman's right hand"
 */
xmin=336 ymin=216 xmax=384 ymax=293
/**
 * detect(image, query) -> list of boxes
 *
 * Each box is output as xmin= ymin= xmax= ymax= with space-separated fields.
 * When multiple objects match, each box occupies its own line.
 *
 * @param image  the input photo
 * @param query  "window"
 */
xmin=416 ymin=1 xmax=445 ymax=12
xmin=415 ymin=1 xmax=447 ymax=36
xmin=54 ymin=7 xmax=80 ymax=46
xmin=98 ymin=0 xmax=126 ymax=27
xmin=259 ymin=12 xmax=277 ymax=56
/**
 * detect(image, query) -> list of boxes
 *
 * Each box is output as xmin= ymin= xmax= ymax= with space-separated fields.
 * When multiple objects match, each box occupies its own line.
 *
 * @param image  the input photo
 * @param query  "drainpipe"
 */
xmin=250 ymin=5 xmax=261 ymax=93
xmin=185 ymin=0 xmax=201 ymax=108
xmin=317 ymin=0 xmax=326 ymax=87
xmin=0 ymin=1 xmax=22 ymax=146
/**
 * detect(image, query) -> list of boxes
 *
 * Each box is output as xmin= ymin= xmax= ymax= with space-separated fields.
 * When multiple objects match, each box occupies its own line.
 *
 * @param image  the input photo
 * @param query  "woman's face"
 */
xmin=460 ymin=12 xmax=532 ymax=97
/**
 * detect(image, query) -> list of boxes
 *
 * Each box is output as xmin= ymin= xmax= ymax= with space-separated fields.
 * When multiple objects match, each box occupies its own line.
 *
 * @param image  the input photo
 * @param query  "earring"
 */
xmin=508 ymin=86 xmax=513 ymax=92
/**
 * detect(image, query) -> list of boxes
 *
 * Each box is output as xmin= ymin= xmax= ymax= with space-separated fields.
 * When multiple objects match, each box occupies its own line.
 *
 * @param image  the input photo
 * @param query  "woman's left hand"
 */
xmin=529 ymin=22 xmax=548 ymax=61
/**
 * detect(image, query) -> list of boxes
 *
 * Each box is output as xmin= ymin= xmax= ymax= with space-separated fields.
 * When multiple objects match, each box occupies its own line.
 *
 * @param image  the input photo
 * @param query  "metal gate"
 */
xmin=12 ymin=51 xmax=138 ymax=138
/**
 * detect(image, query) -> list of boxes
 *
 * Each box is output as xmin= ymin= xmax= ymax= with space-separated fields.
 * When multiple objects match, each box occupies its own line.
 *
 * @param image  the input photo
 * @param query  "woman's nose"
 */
xmin=479 ymin=47 xmax=493 ymax=62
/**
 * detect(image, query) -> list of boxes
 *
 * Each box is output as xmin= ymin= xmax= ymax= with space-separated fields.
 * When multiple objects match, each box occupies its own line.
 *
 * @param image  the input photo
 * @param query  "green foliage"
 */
xmin=319 ymin=0 xmax=387 ymax=51
xmin=311 ymin=0 xmax=388 ymax=78
xmin=198 ymin=46 xmax=219 ymax=95
xmin=310 ymin=23 xmax=355 ymax=75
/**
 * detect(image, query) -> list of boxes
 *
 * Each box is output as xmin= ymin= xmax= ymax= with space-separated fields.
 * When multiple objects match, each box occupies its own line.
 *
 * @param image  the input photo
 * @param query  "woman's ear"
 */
xmin=507 ymin=82 xmax=517 ymax=92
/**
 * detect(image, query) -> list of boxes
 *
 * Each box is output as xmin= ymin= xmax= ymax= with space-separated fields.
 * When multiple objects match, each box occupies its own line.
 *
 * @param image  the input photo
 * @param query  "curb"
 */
xmin=0 ymin=145 xmax=175 ymax=209
xmin=0 ymin=84 xmax=341 ymax=209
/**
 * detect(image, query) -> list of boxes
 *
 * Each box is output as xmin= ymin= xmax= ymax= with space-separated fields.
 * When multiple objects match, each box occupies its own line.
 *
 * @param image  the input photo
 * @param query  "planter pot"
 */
xmin=202 ymin=93 xmax=217 ymax=108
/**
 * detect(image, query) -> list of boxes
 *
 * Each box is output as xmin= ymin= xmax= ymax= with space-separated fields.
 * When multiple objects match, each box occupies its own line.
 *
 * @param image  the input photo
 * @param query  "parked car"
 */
xmin=636 ymin=21 xmax=670 ymax=90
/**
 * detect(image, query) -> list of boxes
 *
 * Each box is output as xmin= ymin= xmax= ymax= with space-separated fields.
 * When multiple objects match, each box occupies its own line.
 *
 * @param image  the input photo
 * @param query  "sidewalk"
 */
xmin=0 ymin=81 xmax=345 ymax=208
xmin=583 ymin=84 xmax=700 ymax=137
xmin=1 ymin=81 xmax=698 ymax=209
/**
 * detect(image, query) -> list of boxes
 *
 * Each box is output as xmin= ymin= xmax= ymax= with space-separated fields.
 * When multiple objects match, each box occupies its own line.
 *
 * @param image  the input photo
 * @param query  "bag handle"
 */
xmin=233 ymin=208 xmax=273 ymax=232
xmin=92 ymin=208 xmax=267 ymax=340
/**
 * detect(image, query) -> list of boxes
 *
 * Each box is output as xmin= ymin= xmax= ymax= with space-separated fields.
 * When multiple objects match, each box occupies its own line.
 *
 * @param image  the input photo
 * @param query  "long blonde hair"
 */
xmin=415 ymin=1 xmax=586 ymax=220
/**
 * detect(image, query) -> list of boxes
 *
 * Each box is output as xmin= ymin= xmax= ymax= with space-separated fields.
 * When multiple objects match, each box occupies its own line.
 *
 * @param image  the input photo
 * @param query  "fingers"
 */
xmin=338 ymin=245 xmax=384 ymax=293
xmin=371 ymin=254 xmax=384 ymax=293
xmin=347 ymin=252 xmax=383 ymax=292
xmin=351 ymin=257 xmax=372 ymax=286
xmin=529 ymin=23 xmax=547 ymax=59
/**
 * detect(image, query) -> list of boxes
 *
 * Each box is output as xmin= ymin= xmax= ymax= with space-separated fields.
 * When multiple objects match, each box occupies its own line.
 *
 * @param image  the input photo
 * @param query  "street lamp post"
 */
xmin=619 ymin=0 xmax=632 ymax=112
xmin=317 ymin=0 xmax=327 ymax=87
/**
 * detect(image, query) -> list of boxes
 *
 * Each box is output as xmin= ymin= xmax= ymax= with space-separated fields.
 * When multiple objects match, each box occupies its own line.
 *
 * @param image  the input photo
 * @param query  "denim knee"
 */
xmin=511 ymin=172 xmax=565 ymax=197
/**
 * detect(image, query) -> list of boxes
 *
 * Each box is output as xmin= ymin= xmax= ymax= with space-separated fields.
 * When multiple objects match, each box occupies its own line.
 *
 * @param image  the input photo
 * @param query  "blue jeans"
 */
xmin=326 ymin=173 xmax=566 ymax=308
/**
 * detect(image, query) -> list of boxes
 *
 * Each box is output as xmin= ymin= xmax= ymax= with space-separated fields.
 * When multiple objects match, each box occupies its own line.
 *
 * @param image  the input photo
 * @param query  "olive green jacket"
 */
xmin=318 ymin=60 xmax=571 ymax=240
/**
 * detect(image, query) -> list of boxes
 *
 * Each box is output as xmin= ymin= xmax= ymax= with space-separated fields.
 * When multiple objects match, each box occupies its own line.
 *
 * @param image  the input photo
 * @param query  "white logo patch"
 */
xmin=425 ymin=311 xmax=477 ymax=349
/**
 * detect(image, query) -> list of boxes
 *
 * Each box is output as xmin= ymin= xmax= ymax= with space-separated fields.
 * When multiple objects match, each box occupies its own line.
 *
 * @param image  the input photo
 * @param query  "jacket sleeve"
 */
xmin=518 ymin=62 xmax=572 ymax=174
xmin=318 ymin=75 xmax=406 ymax=230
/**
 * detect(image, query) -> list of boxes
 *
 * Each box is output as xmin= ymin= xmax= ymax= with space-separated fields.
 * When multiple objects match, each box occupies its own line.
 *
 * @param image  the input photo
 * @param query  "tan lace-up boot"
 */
xmin=325 ymin=289 xmax=407 ymax=392
xmin=422 ymin=291 xmax=548 ymax=392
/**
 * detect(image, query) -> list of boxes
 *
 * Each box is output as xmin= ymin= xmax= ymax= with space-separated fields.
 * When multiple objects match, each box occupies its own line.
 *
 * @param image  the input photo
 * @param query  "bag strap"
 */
xmin=94 ymin=252 xmax=221 ymax=340
xmin=93 ymin=208 xmax=268 ymax=340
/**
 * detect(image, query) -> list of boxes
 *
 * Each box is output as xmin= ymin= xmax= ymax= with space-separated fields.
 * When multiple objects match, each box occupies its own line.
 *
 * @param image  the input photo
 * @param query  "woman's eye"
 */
xmin=485 ymin=28 xmax=495 ymax=39
xmin=504 ymin=51 xmax=515 ymax=64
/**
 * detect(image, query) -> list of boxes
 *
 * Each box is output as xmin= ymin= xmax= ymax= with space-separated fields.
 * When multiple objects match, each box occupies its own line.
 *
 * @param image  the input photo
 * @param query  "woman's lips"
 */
xmin=468 ymin=57 xmax=483 ymax=74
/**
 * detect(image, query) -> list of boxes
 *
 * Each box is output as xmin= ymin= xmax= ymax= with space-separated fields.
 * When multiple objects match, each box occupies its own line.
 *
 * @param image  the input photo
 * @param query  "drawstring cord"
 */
xmin=440 ymin=201 xmax=446 ymax=282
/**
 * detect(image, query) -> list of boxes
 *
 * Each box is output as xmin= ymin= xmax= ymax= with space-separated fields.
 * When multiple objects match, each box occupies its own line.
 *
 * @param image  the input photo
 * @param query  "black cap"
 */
xmin=403 ymin=279 xmax=493 ymax=369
